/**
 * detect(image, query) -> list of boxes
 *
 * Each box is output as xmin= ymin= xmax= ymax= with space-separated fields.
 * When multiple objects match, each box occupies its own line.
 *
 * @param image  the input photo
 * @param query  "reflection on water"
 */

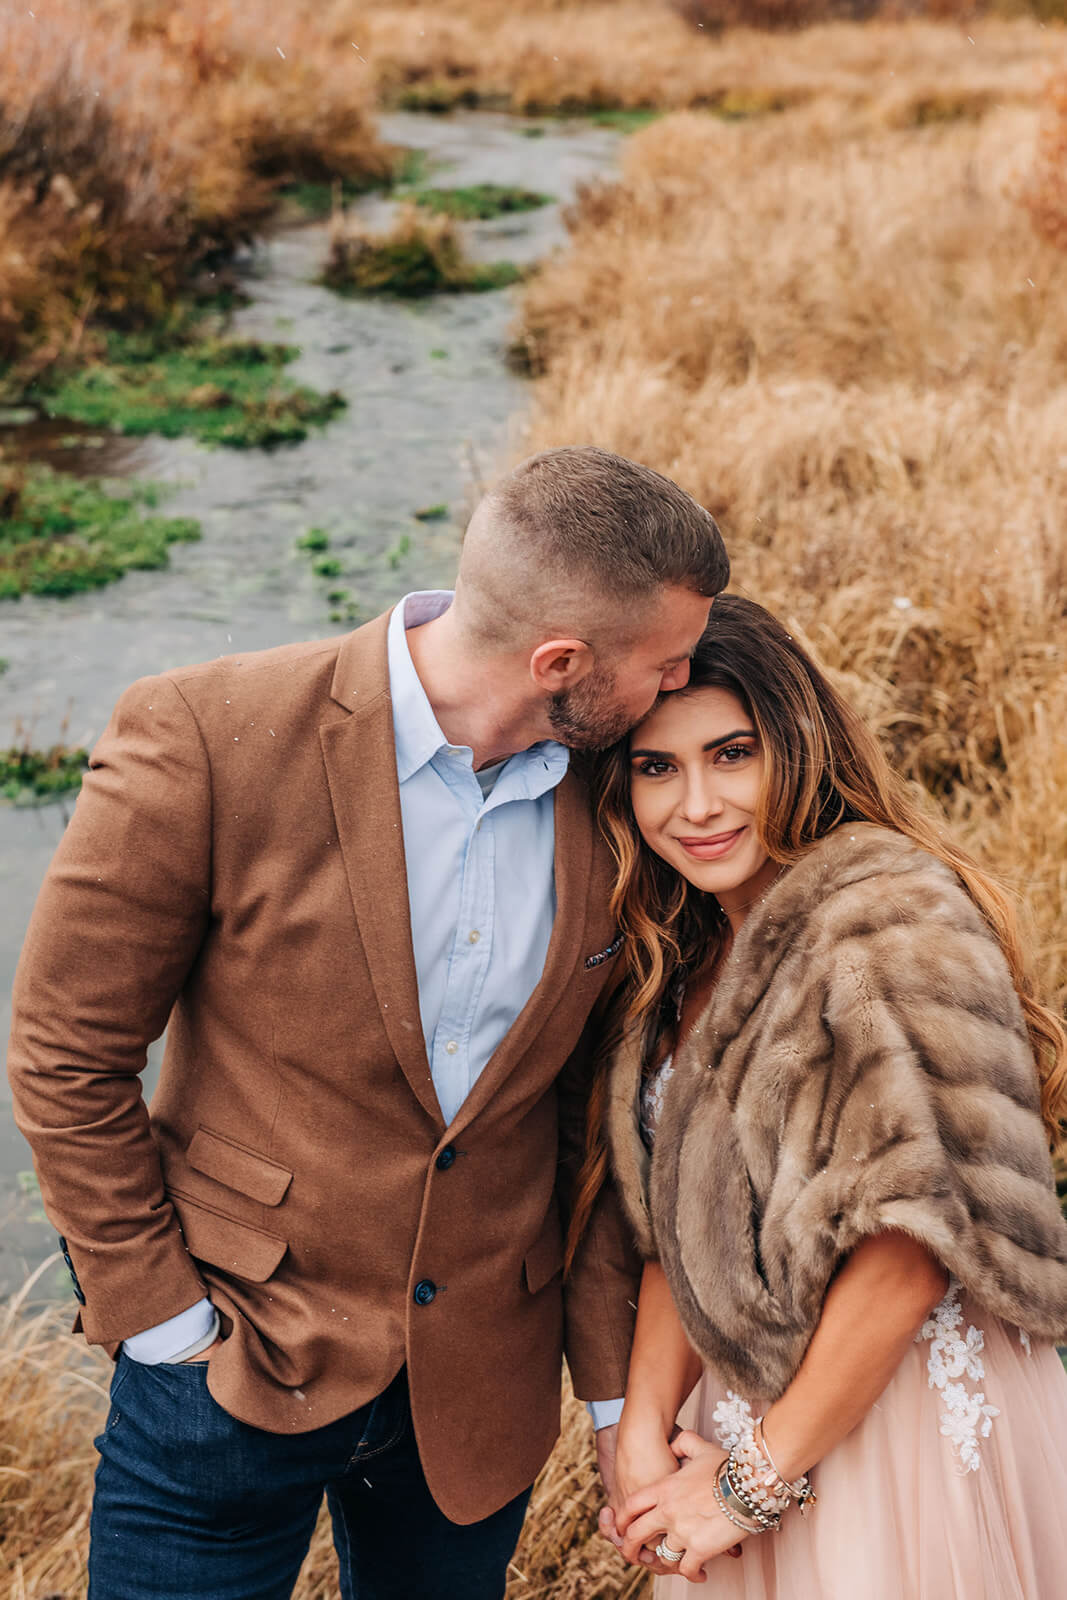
xmin=0 ymin=111 xmax=621 ymax=1296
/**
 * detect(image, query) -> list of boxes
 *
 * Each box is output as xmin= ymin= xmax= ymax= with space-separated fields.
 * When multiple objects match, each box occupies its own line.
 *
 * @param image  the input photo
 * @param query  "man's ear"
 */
xmin=529 ymin=638 xmax=596 ymax=694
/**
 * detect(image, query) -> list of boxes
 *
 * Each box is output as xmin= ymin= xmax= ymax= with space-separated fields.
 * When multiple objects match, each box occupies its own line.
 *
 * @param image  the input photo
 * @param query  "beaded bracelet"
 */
xmin=725 ymin=1455 xmax=782 ymax=1531
xmin=712 ymin=1458 xmax=769 ymax=1535
xmin=754 ymin=1417 xmax=818 ymax=1517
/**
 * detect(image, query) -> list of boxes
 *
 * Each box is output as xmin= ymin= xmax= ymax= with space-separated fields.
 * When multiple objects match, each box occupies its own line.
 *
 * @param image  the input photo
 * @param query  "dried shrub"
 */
xmin=1027 ymin=71 xmax=1067 ymax=250
xmin=0 ymin=1 xmax=387 ymax=376
xmin=669 ymin=0 xmax=980 ymax=28
xmin=322 ymin=205 xmax=521 ymax=295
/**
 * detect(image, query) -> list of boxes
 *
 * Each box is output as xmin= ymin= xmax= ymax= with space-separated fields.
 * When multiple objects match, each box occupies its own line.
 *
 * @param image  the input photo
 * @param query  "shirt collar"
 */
xmin=387 ymin=590 xmax=570 ymax=798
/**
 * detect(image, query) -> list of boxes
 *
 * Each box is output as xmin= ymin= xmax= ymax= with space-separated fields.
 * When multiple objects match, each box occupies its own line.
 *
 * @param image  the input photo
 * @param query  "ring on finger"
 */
xmin=655 ymin=1538 xmax=685 ymax=1563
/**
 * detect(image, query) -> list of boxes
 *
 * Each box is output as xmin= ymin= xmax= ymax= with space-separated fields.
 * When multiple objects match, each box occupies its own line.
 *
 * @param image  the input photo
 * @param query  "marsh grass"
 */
xmin=515 ymin=101 xmax=1067 ymax=1007
xmin=323 ymin=206 xmax=523 ymax=296
xmin=34 ymin=328 xmax=346 ymax=450
xmin=0 ymin=462 xmax=201 ymax=599
xmin=363 ymin=8 xmax=1065 ymax=121
xmin=414 ymin=183 xmax=554 ymax=219
xmin=0 ymin=734 xmax=88 ymax=804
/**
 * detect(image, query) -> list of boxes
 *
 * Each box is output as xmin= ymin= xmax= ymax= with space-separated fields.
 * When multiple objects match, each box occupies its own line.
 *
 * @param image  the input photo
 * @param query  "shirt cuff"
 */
xmin=587 ymin=1397 xmax=625 ymax=1431
xmin=122 ymin=1298 xmax=217 ymax=1364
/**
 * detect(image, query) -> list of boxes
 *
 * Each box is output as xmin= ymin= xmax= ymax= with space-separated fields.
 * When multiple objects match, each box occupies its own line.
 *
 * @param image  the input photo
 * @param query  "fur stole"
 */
xmin=607 ymin=823 xmax=1067 ymax=1401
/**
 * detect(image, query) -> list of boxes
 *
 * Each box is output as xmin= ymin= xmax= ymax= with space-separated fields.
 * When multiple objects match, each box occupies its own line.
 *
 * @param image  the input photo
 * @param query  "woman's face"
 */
xmin=628 ymin=686 xmax=775 ymax=915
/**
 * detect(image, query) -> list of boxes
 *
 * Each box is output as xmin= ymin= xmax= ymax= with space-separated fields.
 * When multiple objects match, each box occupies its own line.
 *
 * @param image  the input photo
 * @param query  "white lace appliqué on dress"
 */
xmin=711 ymin=1390 xmax=757 ymax=1451
xmin=917 ymin=1281 xmax=1000 ymax=1473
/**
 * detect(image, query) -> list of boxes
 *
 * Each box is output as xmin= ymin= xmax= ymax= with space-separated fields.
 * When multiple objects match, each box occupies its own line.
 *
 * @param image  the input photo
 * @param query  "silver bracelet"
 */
xmin=713 ymin=1458 xmax=770 ymax=1535
xmin=725 ymin=1457 xmax=781 ymax=1531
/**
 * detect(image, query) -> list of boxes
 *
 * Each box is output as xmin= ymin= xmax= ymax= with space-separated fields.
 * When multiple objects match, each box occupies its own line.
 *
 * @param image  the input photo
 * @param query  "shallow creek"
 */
xmin=0 ymin=111 xmax=622 ymax=1294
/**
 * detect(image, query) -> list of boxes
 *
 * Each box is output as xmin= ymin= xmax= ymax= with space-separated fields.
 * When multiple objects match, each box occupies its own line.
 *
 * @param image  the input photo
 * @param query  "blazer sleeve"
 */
xmin=555 ymin=1006 xmax=641 ymax=1403
xmin=6 ymin=674 xmax=213 ymax=1343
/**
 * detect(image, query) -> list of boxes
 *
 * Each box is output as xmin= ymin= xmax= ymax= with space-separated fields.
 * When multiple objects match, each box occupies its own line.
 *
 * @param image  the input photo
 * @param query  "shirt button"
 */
xmin=445 ymin=1040 xmax=459 ymax=1055
xmin=436 ymin=1146 xmax=456 ymax=1171
xmin=468 ymin=930 xmax=480 ymax=944
xmin=413 ymin=1279 xmax=437 ymax=1306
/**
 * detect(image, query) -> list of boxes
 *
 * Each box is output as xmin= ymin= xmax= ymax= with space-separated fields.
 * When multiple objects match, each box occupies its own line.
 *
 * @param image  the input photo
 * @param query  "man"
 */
xmin=8 ymin=445 xmax=728 ymax=1599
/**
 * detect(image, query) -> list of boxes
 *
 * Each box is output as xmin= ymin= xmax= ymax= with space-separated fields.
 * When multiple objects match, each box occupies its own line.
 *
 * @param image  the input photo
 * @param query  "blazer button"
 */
xmin=435 ymin=1146 xmax=456 ymax=1171
xmin=413 ymin=1279 xmax=437 ymax=1306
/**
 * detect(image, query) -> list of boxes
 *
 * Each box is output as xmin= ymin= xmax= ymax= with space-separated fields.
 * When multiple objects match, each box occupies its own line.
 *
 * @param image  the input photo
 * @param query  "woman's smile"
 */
xmin=673 ymin=826 xmax=747 ymax=860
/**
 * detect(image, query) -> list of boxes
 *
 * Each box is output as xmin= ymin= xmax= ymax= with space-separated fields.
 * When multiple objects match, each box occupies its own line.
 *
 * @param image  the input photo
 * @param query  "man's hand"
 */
xmin=595 ymin=1422 xmax=620 ymax=1508
xmin=601 ymin=1414 xmax=684 ymax=1577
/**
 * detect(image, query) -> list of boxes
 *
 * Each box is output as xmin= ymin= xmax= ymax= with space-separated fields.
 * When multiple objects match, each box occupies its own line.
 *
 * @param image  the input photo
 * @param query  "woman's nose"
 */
xmin=678 ymin=772 xmax=723 ymax=823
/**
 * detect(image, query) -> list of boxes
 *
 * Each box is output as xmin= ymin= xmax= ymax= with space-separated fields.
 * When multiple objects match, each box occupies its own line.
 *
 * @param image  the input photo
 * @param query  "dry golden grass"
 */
xmin=357 ymin=8 xmax=1065 ymax=117
xmin=515 ymin=100 xmax=1067 ymax=1006
xmin=1028 ymin=70 xmax=1067 ymax=247
xmin=0 ymin=1265 xmax=635 ymax=1600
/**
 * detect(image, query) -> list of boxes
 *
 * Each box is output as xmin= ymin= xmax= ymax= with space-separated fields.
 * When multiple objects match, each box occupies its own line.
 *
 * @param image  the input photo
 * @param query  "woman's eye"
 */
xmin=636 ymin=759 xmax=673 ymax=777
xmin=717 ymin=744 xmax=753 ymax=764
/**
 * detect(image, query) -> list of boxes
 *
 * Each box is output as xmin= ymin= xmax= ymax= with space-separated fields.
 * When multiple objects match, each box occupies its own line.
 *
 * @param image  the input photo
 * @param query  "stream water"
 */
xmin=0 ymin=110 xmax=621 ymax=1295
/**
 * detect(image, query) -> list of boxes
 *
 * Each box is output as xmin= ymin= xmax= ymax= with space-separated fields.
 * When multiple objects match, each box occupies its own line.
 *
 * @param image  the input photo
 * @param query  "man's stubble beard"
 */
xmin=546 ymin=665 xmax=640 ymax=752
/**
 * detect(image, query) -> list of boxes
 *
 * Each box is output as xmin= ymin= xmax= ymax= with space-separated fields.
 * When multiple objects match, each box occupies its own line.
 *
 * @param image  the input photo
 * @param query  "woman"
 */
xmin=573 ymin=594 xmax=1067 ymax=1595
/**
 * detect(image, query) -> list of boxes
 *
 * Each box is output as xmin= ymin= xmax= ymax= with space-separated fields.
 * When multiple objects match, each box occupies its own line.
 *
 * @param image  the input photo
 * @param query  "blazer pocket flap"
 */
xmin=172 ymin=1193 xmax=288 ymax=1283
xmin=187 ymin=1127 xmax=293 ymax=1207
xmin=524 ymin=1219 xmax=564 ymax=1295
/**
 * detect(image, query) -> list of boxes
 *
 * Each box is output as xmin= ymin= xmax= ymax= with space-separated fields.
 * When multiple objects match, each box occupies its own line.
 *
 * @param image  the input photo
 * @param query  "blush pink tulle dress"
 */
xmin=641 ymin=1063 xmax=1067 ymax=1600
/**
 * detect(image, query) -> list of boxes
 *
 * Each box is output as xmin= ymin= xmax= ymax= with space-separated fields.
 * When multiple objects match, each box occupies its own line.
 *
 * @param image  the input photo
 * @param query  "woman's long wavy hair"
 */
xmin=565 ymin=593 xmax=1067 ymax=1270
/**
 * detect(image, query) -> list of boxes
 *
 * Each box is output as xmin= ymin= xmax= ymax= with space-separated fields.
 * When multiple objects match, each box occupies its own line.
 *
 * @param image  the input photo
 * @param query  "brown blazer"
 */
xmin=7 ymin=609 xmax=639 ymax=1524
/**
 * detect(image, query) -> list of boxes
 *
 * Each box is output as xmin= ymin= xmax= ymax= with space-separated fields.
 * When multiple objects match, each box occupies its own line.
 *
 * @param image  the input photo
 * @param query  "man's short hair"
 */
xmin=458 ymin=445 xmax=729 ymax=648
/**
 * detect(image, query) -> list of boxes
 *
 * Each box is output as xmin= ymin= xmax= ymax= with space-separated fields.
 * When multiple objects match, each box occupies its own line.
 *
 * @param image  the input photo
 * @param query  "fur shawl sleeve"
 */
xmin=607 ymin=823 xmax=1067 ymax=1402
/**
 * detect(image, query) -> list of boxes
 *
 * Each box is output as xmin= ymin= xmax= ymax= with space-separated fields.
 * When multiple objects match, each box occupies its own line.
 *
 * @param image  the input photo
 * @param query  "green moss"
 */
xmin=1 ymin=742 xmax=88 ymax=803
xmin=33 ymin=325 xmax=345 ymax=449
xmin=413 ymin=184 xmax=553 ymax=221
xmin=0 ymin=463 xmax=201 ymax=599
xmin=586 ymin=108 xmax=663 ymax=133
xmin=296 ymin=528 xmax=331 ymax=552
xmin=386 ymin=534 xmax=412 ymax=570
xmin=312 ymin=556 xmax=343 ymax=577
xmin=413 ymin=504 xmax=449 ymax=523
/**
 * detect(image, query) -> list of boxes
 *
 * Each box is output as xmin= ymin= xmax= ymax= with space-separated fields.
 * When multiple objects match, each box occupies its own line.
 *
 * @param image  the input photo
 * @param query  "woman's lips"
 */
xmin=675 ymin=827 xmax=745 ymax=860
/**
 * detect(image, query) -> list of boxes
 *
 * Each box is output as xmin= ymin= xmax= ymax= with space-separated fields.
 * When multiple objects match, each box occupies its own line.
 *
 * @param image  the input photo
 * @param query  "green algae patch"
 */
xmin=0 ymin=463 xmax=201 ymax=599
xmin=1 ymin=741 xmax=88 ymax=804
xmin=586 ymin=108 xmax=663 ymax=133
xmin=413 ymin=184 xmax=552 ymax=221
xmin=34 ymin=330 xmax=346 ymax=450
xmin=323 ymin=207 xmax=522 ymax=298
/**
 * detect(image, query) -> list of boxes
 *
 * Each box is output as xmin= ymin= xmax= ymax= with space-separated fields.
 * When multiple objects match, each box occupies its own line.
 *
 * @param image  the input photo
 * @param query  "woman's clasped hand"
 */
xmin=614 ymin=1431 xmax=746 ymax=1583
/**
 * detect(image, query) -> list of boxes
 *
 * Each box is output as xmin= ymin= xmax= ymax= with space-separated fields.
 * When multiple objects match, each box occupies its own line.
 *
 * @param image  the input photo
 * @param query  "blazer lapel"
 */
xmin=446 ymin=769 xmax=594 ymax=1138
xmin=320 ymin=614 xmax=443 ymax=1130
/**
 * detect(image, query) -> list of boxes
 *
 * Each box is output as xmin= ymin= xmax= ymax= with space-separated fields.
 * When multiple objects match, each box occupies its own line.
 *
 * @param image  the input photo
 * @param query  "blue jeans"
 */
xmin=89 ymin=1354 xmax=530 ymax=1600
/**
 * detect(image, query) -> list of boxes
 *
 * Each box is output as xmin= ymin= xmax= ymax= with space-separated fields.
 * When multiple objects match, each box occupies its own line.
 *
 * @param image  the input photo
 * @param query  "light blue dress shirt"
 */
xmin=389 ymin=590 xmax=568 ymax=1125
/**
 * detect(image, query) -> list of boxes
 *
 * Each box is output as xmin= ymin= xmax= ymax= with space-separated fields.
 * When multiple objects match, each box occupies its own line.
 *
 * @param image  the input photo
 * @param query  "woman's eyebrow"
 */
xmin=630 ymin=727 xmax=756 ymax=760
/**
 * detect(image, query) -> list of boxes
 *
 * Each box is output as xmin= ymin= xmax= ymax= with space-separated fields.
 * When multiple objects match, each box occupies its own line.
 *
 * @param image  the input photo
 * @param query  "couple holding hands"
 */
xmin=10 ymin=446 xmax=1067 ymax=1598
